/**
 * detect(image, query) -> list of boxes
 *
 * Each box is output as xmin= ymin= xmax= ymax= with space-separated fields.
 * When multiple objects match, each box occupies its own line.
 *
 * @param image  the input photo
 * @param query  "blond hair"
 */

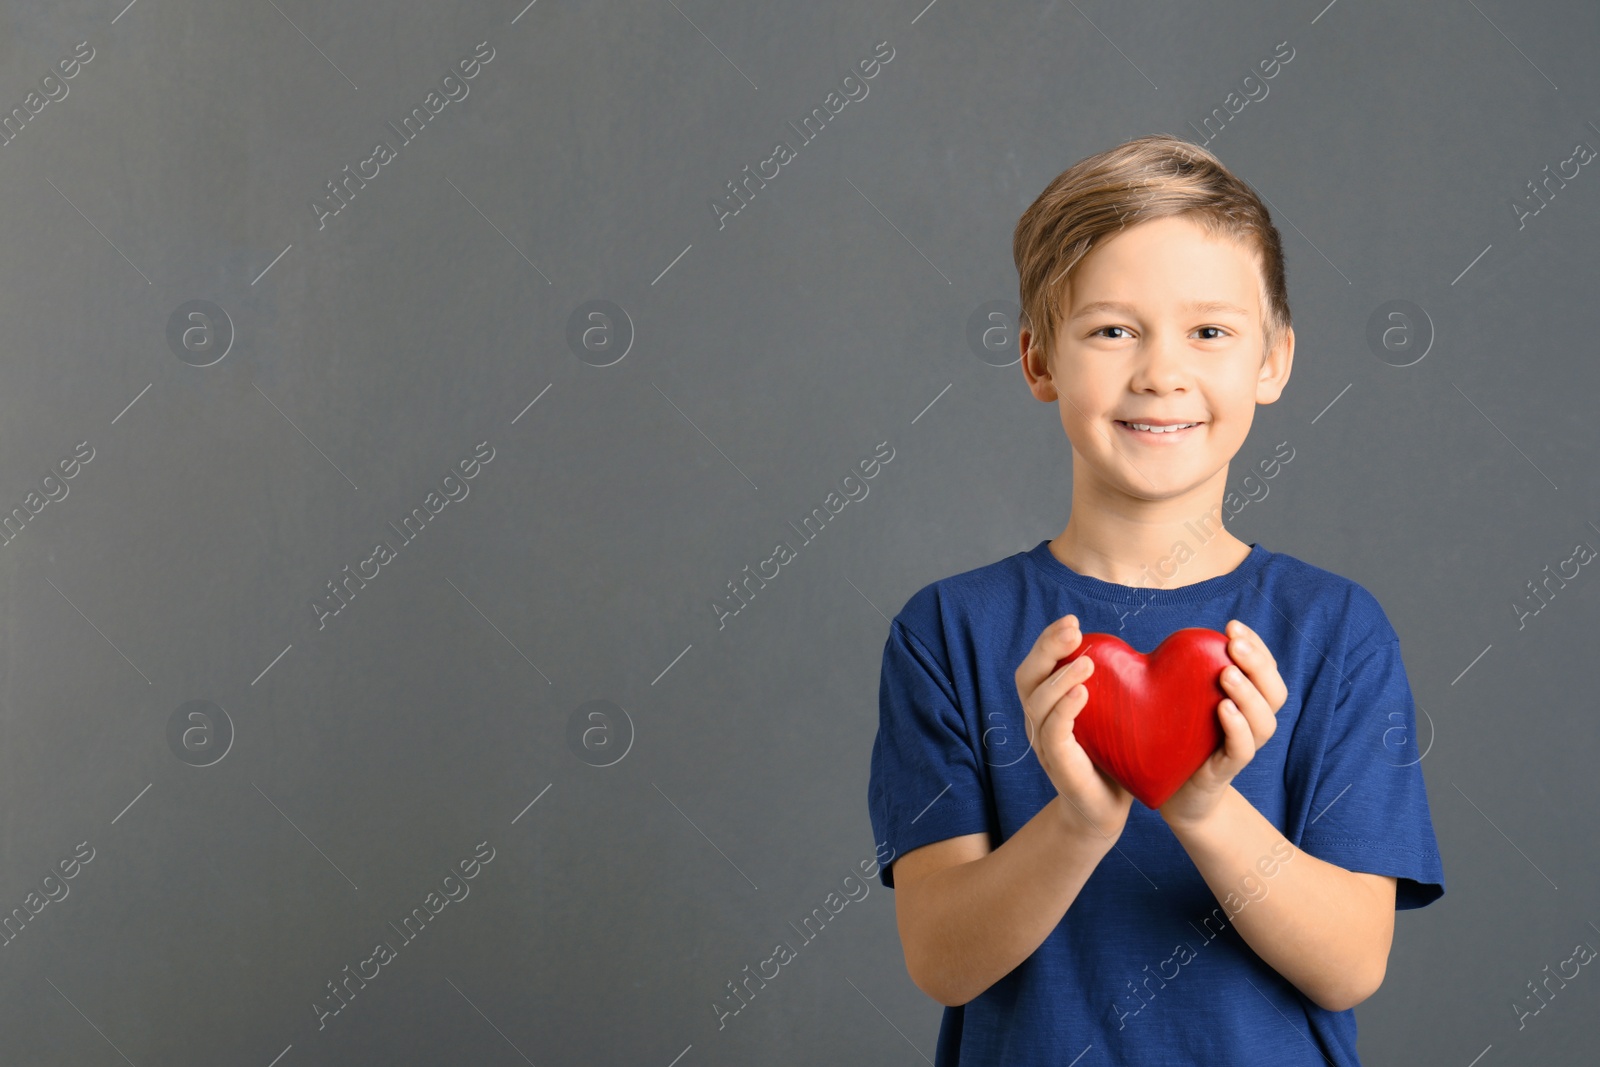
xmin=1012 ymin=134 xmax=1291 ymax=367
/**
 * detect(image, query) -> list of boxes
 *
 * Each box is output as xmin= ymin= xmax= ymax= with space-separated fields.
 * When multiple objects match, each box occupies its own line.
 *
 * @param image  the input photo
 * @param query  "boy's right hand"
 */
xmin=1014 ymin=614 xmax=1134 ymax=845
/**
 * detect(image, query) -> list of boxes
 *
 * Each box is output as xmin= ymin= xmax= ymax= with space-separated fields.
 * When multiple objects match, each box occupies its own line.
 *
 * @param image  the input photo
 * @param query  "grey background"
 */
xmin=0 ymin=0 xmax=1594 ymax=1063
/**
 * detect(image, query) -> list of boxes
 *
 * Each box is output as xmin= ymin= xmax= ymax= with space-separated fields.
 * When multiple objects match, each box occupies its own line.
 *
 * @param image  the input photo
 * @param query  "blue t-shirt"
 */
xmin=866 ymin=538 xmax=1445 ymax=1066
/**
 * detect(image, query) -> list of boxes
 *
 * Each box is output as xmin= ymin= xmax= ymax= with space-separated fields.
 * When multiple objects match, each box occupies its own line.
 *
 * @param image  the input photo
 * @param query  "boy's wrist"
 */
xmin=1051 ymin=794 xmax=1125 ymax=850
xmin=1160 ymin=784 xmax=1237 ymax=839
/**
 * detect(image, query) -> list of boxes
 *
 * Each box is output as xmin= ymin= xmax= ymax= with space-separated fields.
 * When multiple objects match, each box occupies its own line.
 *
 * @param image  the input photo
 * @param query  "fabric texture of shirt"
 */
xmin=866 ymin=538 xmax=1445 ymax=1066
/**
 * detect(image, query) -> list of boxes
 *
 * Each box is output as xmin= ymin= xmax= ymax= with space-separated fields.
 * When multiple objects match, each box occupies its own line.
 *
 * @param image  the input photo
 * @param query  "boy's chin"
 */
xmin=1103 ymin=475 xmax=1216 ymax=503
xmin=1098 ymin=458 xmax=1228 ymax=498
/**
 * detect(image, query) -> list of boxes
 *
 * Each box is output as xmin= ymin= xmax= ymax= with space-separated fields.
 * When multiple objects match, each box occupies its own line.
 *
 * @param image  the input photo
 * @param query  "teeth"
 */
xmin=1123 ymin=421 xmax=1197 ymax=433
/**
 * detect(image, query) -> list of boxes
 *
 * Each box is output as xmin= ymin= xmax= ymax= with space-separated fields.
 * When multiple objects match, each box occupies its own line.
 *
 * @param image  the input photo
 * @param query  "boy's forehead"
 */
xmin=1063 ymin=224 xmax=1267 ymax=320
xmin=1082 ymin=217 xmax=1255 ymax=276
xmin=1061 ymin=277 xmax=1266 ymax=324
xmin=1066 ymin=296 xmax=1255 ymax=323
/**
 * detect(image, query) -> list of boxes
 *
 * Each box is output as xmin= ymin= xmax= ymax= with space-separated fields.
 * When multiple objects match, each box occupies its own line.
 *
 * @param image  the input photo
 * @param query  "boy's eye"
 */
xmin=1090 ymin=325 xmax=1227 ymax=340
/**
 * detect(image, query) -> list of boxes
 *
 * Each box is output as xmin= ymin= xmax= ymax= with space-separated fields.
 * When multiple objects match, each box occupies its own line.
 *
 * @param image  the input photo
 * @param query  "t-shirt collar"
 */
xmin=1024 ymin=538 xmax=1269 ymax=607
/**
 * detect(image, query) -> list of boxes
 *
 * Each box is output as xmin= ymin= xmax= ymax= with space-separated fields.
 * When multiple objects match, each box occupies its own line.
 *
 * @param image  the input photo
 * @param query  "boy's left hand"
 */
xmin=1159 ymin=620 xmax=1288 ymax=830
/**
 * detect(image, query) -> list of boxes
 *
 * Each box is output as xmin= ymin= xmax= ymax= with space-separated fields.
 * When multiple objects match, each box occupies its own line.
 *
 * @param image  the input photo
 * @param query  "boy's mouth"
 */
xmin=1115 ymin=419 xmax=1204 ymax=440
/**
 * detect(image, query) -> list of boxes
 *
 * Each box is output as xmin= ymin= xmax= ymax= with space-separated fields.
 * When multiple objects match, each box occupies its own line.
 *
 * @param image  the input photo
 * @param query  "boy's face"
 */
xmin=1020 ymin=214 xmax=1293 ymax=503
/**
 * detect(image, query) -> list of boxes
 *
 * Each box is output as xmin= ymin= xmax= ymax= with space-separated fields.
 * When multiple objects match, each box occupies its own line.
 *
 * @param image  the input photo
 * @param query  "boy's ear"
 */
xmin=1255 ymin=324 xmax=1294 ymax=405
xmin=1019 ymin=326 xmax=1059 ymax=401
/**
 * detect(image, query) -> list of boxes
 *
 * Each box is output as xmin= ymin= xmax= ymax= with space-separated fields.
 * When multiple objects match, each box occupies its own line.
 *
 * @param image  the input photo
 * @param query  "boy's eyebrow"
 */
xmin=1068 ymin=299 xmax=1251 ymax=321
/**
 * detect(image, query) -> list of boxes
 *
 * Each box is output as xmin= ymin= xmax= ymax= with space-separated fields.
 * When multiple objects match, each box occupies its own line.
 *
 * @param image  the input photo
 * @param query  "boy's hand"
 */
xmin=1159 ymin=620 xmax=1288 ymax=830
xmin=1015 ymin=614 xmax=1135 ymax=844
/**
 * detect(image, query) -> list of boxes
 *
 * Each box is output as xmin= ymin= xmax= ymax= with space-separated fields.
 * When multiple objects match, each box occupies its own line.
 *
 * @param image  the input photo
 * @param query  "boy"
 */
xmin=866 ymin=135 xmax=1444 ymax=1065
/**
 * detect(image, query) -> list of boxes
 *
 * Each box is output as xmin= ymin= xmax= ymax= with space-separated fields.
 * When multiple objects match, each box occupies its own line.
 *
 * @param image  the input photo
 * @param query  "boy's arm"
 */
xmin=892 ymin=794 xmax=1118 ymax=1007
xmin=1164 ymin=784 xmax=1397 ymax=1012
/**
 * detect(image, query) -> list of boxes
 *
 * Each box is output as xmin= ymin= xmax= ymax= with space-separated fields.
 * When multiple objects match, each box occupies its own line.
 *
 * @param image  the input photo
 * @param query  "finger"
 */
xmin=1228 ymin=622 xmax=1278 ymax=673
xmin=1236 ymin=651 xmax=1288 ymax=715
xmin=1034 ymin=671 xmax=1095 ymax=765
xmin=1018 ymin=614 xmax=1083 ymax=695
xmin=1220 ymin=663 xmax=1276 ymax=746
xmin=1216 ymin=697 xmax=1257 ymax=766
xmin=1021 ymin=647 xmax=1088 ymax=737
xmin=1225 ymin=636 xmax=1285 ymax=714
xmin=1220 ymin=663 xmax=1267 ymax=715
xmin=1241 ymin=622 xmax=1271 ymax=659
xmin=1225 ymin=625 xmax=1252 ymax=667
xmin=1034 ymin=654 xmax=1095 ymax=733
xmin=1037 ymin=681 xmax=1086 ymax=749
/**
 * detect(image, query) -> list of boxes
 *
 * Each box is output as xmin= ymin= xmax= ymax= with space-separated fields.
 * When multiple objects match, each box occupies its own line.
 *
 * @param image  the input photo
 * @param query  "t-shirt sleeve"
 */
xmin=867 ymin=617 xmax=997 ymax=889
xmin=1297 ymin=630 xmax=1445 ymax=910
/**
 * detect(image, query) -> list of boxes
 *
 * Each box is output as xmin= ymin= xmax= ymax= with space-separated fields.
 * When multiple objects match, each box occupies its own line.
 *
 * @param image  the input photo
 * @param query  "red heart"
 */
xmin=1053 ymin=628 xmax=1233 ymax=809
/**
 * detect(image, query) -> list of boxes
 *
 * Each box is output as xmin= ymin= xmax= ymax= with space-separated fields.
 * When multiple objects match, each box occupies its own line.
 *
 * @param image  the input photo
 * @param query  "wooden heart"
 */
xmin=1054 ymin=627 xmax=1233 ymax=809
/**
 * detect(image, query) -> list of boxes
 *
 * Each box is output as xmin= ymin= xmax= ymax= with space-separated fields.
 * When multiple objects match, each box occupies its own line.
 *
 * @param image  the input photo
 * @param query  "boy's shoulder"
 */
xmin=1253 ymin=547 xmax=1402 ymax=649
xmin=891 ymin=544 xmax=1036 ymax=629
xmin=894 ymin=541 xmax=1401 ymax=653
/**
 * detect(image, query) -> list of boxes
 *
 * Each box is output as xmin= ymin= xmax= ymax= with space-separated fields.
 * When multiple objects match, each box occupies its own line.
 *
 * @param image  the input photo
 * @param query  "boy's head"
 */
xmin=1012 ymin=134 xmax=1294 ymax=501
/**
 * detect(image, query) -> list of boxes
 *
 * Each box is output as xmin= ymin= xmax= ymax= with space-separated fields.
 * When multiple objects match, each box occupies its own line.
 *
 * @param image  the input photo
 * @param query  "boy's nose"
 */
xmin=1129 ymin=336 xmax=1190 ymax=392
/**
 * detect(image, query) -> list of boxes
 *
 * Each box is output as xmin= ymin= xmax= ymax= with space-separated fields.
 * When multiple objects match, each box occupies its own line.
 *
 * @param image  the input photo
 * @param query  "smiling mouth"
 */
xmin=1115 ymin=420 xmax=1203 ymax=437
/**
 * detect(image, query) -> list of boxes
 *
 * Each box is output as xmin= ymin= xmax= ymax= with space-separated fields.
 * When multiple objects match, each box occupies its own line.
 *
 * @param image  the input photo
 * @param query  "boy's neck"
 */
xmin=1048 ymin=514 xmax=1253 ymax=591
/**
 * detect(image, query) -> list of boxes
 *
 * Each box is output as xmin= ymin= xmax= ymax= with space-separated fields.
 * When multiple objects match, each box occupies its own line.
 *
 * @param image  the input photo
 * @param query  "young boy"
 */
xmin=866 ymin=134 xmax=1445 ymax=1065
